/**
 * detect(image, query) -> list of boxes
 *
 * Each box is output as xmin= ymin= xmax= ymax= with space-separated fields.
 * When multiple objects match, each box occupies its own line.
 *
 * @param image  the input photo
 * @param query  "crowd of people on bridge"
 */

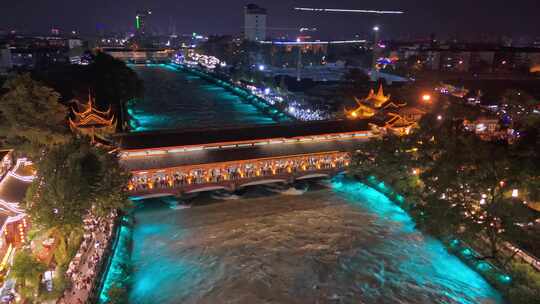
xmin=128 ymin=153 xmax=350 ymax=192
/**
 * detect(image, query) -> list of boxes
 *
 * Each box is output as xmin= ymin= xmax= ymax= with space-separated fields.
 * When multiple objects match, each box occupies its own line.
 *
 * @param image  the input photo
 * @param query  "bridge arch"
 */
xmin=238 ymin=179 xmax=288 ymax=188
xmin=129 ymin=193 xmax=177 ymax=201
xmin=184 ymin=185 xmax=230 ymax=194
xmin=295 ymin=173 xmax=331 ymax=180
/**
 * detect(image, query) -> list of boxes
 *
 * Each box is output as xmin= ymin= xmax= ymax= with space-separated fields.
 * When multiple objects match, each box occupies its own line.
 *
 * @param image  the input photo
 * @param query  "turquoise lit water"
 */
xmin=128 ymin=65 xmax=285 ymax=131
xmin=100 ymin=178 xmax=504 ymax=304
xmin=99 ymin=221 xmax=132 ymax=303
xmin=330 ymin=178 xmax=503 ymax=303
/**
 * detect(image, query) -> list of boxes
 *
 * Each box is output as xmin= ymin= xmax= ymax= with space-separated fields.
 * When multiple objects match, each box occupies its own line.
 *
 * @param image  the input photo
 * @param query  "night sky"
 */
xmin=1 ymin=0 xmax=539 ymax=39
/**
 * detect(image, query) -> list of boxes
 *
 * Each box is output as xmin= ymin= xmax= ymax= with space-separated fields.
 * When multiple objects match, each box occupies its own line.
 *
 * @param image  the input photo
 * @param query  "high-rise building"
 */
xmin=244 ymin=4 xmax=267 ymax=41
xmin=135 ymin=10 xmax=152 ymax=34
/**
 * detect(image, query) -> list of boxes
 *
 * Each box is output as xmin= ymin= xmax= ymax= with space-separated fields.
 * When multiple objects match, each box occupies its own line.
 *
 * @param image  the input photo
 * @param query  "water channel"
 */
xmin=101 ymin=179 xmax=502 ymax=304
xmin=127 ymin=65 xmax=288 ymax=132
xmin=99 ymin=66 xmax=503 ymax=303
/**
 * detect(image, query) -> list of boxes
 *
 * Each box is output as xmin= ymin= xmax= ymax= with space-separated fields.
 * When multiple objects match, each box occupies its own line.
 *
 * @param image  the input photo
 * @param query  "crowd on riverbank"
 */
xmin=174 ymin=53 xmax=333 ymax=122
xmin=244 ymin=84 xmax=330 ymax=121
xmin=60 ymin=210 xmax=117 ymax=304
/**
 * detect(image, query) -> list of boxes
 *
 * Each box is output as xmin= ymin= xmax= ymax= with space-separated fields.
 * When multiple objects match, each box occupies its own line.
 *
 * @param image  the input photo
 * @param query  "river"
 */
xmin=102 ymin=65 xmax=504 ymax=304
xmin=127 ymin=65 xmax=287 ymax=132
xmin=117 ymin=178 xmax=502 ymax=304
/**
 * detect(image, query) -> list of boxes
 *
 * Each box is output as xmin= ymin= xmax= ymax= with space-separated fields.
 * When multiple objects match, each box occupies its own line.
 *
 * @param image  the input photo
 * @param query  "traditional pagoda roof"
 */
xmin=346 ymin=84 xmax=406 ymax=120
xmin=69 ymin=93 xmax=115 ymax=128
xmin=385 ymin=113 xmax=415 ymax=128
xmin=346 ymin=97 xmax=377 ymax=119
xmin=364 ymin=84 xmax=391 ymax=108
xmin=398 ymin=106 xmax=427 ymax=117
xmin=382 ymin=101 xmax=408 ymax=110
xmin=69 ymin=93 xmax=117 ymax=144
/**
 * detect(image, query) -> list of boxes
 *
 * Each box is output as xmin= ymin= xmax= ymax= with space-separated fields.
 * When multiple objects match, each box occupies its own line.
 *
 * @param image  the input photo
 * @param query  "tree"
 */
xmin=421 ymin=136 xmax=535 ymax=260
xmin=500 ymin=89 xmax=537 ymax=128
xmin=351 ymin=101 xmax=537 ymax=262
xmin=11 ymin=250 xmax=47 ymax=288
xmin=86 ymin=52 xmax=143 ymax=130
xmin=0 ymin=74 xmax=70 ymax=155
xmin=349 ymin=134 xmax=422 ymax=203
xmin=91 ymin=146 xmax=132 ymax=217
xmin=25 ymin=139 xmax=130 ymax=232
xmin=350 ymin=102 xmax=540 ymax=302
xmin=407 ymin=105 xmax=537 ymax=261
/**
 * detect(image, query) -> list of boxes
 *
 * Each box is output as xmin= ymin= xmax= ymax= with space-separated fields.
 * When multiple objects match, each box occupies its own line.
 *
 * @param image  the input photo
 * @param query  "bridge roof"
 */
xmin=122 ymin=136 xmax=366 ymax=172
xmin=115 ymin=120 xmax=371 ymax=151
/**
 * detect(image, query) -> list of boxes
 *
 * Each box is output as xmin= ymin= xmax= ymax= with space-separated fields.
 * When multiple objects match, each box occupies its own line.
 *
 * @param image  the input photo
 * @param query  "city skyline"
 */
xmin=1 ymin=0 xmax=539 ymax=39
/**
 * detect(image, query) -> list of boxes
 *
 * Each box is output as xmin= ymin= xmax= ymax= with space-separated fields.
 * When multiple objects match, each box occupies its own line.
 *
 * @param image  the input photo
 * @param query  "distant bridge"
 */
xmin=116 ymin=120 xmax=377 ymax=198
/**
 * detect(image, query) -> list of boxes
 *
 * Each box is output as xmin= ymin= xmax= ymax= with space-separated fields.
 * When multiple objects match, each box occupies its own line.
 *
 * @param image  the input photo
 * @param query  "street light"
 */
xmin=373 ymin=26 xmax=380 ymax=32
xmin=422 ymin=94 xmax=432 ymax=102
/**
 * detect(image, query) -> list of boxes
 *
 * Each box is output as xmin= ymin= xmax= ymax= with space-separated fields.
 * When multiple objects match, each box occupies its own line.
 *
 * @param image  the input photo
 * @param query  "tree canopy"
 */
xmin=0 ymin=74 xmax=70 ymax=154
xmin=25 ymin=139 xmax=130 ymax=231
xmin=11 ymin=249 xmax=47 ymax=287
xmin=33 ymin=52 xmax=143 ymax=131
xmin=350 ymin=102 xmax=539 ymax=261
xmin=89 ymin=52 xmax=143 ymax=113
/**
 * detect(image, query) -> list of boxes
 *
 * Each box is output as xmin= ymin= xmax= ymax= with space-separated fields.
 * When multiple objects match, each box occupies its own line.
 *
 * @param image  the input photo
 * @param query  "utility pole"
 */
xmin=372 ymin=25 xmax=381 ymax=74
xmin=296 ymin=45 xmax=302 ymax=82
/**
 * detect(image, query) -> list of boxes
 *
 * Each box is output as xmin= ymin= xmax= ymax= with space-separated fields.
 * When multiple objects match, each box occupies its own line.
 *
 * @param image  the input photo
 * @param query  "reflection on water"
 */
xmin=127 ymin=178 xmax=503 ymax=304
xmin=128 ymin=66 xmax=280 ymax=131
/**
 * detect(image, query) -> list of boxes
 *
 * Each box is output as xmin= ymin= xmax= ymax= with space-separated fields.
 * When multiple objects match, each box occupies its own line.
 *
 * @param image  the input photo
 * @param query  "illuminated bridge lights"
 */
xmin=127 ymin=152 xmax=350 ymax=193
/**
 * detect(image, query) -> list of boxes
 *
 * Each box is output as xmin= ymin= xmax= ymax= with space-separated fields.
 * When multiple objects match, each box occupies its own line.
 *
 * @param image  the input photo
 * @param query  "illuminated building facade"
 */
xmin=244 ymin=4 xmax=267 ymax=41
xmin=69 ymin=93 xmax=116 ymax=144
xmin=0 ymin=158 xmax=35 ymax=257
xmin=463 ymin=116 xmax=502 ymax=139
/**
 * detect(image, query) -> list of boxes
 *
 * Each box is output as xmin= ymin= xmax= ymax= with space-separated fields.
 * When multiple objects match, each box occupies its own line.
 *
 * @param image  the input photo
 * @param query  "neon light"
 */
xmin=136 ymin=16 xmax=140 ymax=29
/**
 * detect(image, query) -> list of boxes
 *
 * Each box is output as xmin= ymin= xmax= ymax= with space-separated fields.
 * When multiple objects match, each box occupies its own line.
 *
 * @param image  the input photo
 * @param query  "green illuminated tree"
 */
xmin=0 ymin=74 xmax=70 ymax=155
